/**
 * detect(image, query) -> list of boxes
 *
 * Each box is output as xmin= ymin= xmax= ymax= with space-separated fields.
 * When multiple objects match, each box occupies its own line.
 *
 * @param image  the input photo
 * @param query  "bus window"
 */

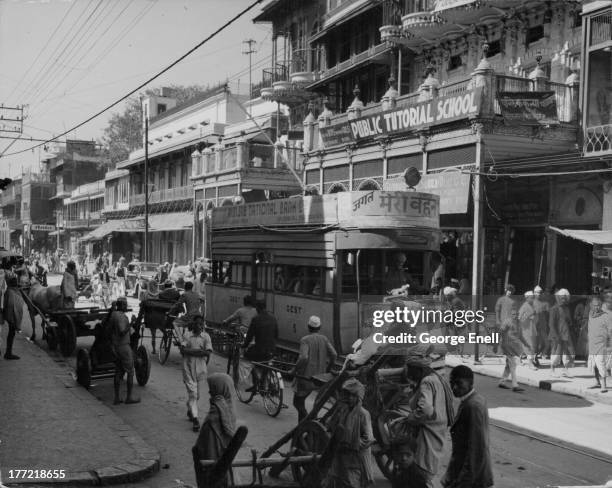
xmin=232 ymin=263 xmax=244 ymax=286
xmin=324 ymin=269 xmax=333 ymax=296
xmin=245 ymin=264 xmax=252 ymax=287
xmin=274 ymin=266 xmax=286 ymax=291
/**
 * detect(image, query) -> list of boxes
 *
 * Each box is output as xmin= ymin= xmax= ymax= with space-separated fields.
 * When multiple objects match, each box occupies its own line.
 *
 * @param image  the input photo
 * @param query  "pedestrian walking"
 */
xmin=322 ymin=378 xmax=374 ymax=488
xmin=290 ymin=315 xmax=337 ymax=422
xmin=193 ymin=373 xmax=237 ymax=488
xmin=518 ymin=291 xmax=538 ymax=369
xmin=115 ymin=257 xmax=127 ymax=297
xmin=586 ymin=296 xmax=610 ymax=393
xmin=443 ymin=365 xmax=494 ymax=488
xmin=180 ymin=316 xmax=212 ymax=431
xmin=388 ymin=352 xmax=455 ymax=487
xmin=2 ymin=276 xmax=24 ymax=360
xmin=549 ymin=289 xmax=576 ymax=377
xmin=499 ymin=308 xmax=526 ymax=392
xmin=533 ymin=285 xmax=550 ymax=358
xmin=495 ymin=284 xmax=516 ymax=328
xmin=109 ymin=297 xmax=140 ymax=405
xmin=60 ymin=261 xmax=78 ymax=309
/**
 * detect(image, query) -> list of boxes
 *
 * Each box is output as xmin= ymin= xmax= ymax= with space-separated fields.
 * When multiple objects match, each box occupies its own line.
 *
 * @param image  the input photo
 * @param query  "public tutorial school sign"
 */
xmin=320 ymin=87 xmax=483 ymax=147
xmin=211 ymin=191 xmax=439 ymax=230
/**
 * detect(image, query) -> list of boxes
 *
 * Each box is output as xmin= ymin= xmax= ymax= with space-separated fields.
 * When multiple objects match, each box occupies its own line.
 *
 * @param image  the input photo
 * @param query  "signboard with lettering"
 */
xmin=211 ymin=191 xmax=440 ymax=230
xmin=31 ymin=224 xmax=56 ymax=232
xmin=383 ymin=172 xmax=471 ymax=214
xmin=498 ymin=91 xmax=559 ymax=126
xmin=320 ymin=88 xmax=482 ymax=147
xmin=0 ymin=219 xmax=9 ymax=249
xmin=319 ymin=123 xmax=354 ymax=147
xmin=211 ymin=195 xmax=338 ymax=229
xmin=337 ymin=191 xmax=439 ymax=229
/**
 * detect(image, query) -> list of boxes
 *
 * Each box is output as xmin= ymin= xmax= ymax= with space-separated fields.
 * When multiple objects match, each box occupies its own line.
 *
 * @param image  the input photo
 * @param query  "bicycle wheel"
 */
xmin=233 ymin=359 xmax=255 ymax=404
xmin=261 ymin=370 xmax=283 ymax=417
xmin=158 ymin=331 xmax=172 ymax=364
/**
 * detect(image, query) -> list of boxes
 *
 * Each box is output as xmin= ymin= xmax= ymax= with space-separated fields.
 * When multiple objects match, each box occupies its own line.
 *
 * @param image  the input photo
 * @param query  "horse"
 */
xmin=25 ymin=276 xmax=63 ymax=342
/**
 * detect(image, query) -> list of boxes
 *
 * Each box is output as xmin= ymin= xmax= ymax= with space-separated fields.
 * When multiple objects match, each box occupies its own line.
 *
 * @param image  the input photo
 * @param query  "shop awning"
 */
xmin=148 ymin=212 xmax=193 ymax=232
xmin=549 ymin=226 xmax=612 ymax=245
xmin=81 ymin=218 xmax=145 ymax=241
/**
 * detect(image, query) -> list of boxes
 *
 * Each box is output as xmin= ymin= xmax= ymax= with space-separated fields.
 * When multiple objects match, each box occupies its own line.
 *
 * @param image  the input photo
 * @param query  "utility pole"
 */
xmin=242 ymin=39 xmax=256 ymax=106
xmin=142 ymin=98 xmax=150 ymax=262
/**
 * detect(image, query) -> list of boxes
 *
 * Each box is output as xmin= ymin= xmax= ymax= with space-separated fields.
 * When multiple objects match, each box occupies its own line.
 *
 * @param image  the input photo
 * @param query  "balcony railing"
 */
xmin=130 ymin=185 xmax=192 ymax=207
xmin=585 ymin=124 xmax=611 ymax=155
xmin=56 ymin=183 xmax=77 ymax=196
xmin=320 ymin=43 xmax=390 ymax=81
xmin=308 ymin=72 xmax=579 ymax=151
xmin=262 ymin=64 xmax=289 ymax=88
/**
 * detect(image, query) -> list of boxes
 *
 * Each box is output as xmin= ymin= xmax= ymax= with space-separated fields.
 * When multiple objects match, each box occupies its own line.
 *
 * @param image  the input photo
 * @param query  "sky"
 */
xmin=0 ymin=0 xmax=273 ymax=177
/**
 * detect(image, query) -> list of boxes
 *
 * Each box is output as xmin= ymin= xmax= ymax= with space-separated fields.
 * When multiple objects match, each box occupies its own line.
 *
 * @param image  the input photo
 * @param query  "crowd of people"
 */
xmin=493 ymin=284 xmax=612 ymax=392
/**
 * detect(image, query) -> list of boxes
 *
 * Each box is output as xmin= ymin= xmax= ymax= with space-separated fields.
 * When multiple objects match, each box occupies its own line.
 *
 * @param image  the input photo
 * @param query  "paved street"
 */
xmin=5 ymin=274 xmax=610 ymax=488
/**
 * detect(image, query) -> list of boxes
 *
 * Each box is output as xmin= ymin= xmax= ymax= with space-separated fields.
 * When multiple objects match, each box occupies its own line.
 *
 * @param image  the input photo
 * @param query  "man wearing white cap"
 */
xmin=533 ymin=286 xmax=550 ymax=358
xmin=519 ymin=291 xmax=538 ymax=369
xmin=548 ymin=289 xmax=575 ymax=377
xmin=290 ymin=315 xmax=337 ymax=422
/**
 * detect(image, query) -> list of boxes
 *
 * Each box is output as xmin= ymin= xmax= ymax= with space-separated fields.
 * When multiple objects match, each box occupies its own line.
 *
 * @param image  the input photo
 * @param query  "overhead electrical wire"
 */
xmin=15 ymin=0 xmax=97 ymax=105
xmin=29 ymin=0 xmax=124 ymax=107
xmin=0 ymin=0 xmax=264 ymax=158
xmin=5 ymin=0 xmax=78 ymax=103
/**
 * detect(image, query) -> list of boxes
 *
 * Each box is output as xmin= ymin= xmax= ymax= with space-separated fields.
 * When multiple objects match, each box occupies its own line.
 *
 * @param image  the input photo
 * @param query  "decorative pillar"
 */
xmin=381 ymin=76 xmax=399 ymax=111
xmin=303 ymin=101 xmax=316 ymax=153
xmin=346 ymin=85 xmax=364 ymax=120
xmin=273 ymin=139 xmax=285 ymax=169
xmin=190 ymin=149 xmax=201 ymax=178
xmin=565 ymin=70 xmax=580 ymax=123
xmin=317 ymin=97 xmax=333 ymax=150
xmin=418 ymin=65 xmax=440 ymax=102
xmin=202 ymin=147 xmax=212 ymax=174
xmin=236 ymin=131 xmax=247 ymax=170
xmin=529 ymin=54 xmax=549 ymax=92
xmin=469 ymin=43 xmax=495 ymax=118
xmin=213 ymin=138 xmax=223 ymax=172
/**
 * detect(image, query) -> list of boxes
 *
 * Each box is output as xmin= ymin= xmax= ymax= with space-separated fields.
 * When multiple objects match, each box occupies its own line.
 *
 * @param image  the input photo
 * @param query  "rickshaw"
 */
xmin=194 ymin=335 xmax=443 ymax=488
xmin=75 ymin=303 xmax=151 ymax=389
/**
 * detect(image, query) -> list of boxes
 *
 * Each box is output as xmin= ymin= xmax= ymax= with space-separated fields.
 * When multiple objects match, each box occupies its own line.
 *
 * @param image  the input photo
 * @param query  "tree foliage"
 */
xmin=99 ymin=84 xmax=215 ymax=166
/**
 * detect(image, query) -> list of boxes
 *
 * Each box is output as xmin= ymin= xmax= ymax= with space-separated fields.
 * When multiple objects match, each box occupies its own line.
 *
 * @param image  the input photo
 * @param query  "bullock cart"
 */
xmin=74 ymin=306 xmax=151 ymax=389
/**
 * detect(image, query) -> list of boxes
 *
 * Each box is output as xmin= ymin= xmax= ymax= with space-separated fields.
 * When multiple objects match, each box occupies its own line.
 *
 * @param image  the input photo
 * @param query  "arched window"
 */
xmin=357 ymin=179 xmax=381 ymax=191
xmin=328 ymin=182 xmax=348 ymax=194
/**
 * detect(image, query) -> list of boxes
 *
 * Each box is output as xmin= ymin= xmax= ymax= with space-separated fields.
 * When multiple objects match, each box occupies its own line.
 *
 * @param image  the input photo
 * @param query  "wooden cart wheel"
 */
xmin=291 ymin=420 xmax=330 ymax=487
xmin=46 ymin=324 xmax=58 ymax=351
xmin=76 ymin=348 xmax=92 ymax=389
xmin=58 ymin=315 xmax=77 ymax=357
xmin=135 ymin=345 xmax=151 ymax=386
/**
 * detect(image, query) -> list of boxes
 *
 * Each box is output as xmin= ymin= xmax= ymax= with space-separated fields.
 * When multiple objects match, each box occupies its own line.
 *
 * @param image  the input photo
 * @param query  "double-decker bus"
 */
xmin=205 ymin=190 xmax=440 ymax=355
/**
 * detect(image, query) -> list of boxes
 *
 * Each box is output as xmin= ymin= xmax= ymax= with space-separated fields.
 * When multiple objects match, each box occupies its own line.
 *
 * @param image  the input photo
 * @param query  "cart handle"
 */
xmin=198 ymin=454 xmax=321 ymax=468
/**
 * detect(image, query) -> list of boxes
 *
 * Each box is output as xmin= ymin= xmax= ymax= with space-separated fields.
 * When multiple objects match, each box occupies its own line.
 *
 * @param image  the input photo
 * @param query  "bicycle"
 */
xmin=226 ymin=330 xmax=284 ymax=417
xmin=158 ymin=314 xmax=184 ymax=365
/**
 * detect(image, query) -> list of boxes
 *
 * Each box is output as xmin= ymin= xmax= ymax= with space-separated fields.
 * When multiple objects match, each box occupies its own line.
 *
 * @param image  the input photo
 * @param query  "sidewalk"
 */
xmin=446 ymin=354 xmax=612 ymax=459
xmin=446 ymin=353 xmax=612 ymax=406
xmin=0 ymin=333 xmax=160 ymax=486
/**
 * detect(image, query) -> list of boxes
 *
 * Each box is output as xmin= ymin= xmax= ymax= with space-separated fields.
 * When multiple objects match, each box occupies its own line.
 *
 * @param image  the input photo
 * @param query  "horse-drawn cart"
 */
xmin=21 ymin=286 xmax=130 ymax=358
xmin=75 ymin=310 xmax=151 ymax=389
